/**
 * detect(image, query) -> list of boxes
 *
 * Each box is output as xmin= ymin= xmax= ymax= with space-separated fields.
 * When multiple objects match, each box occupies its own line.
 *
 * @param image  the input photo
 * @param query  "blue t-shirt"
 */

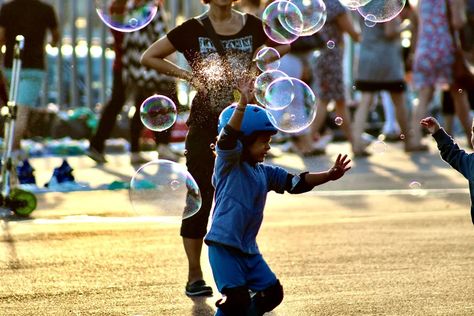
xmin=204 ymin=140 xmax=289 ymax=254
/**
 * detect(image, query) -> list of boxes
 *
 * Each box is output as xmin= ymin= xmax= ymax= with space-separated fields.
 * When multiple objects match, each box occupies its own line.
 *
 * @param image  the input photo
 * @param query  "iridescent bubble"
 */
xmin=364 ymin=15 xmax=377 ymax=27
xmin=327 ymin=40 xmax=335 ymax=49
xmin=372 ymin=140 xmax=387 ymax=154
xmin=265 ymin=76 xmax=296 ymax=110
xmin=129 ymin=159 xmax=202 ymax=219
xmin=255 ymin=47 xmax=281 ymax=72
xmin=262 ymin=0 xmax=304 ymax=44
xmin=266 ymin=78 xmax=317 ymax=133
xmin=285 ymin=0 xmax=327 ymax=36
xmin=95 ymin=0 xmax=158 ymax=32
xmin=357 ymin=0 xmax=406 ymax=23
xmin=254 ymin=69 xmax=290 ymax=108
xmin=140 ymin=94 xmax=177 ymax=132
xmin=409 ymin=181 xmax=421 ymax=190
xmin=335 ymin=116 xmax=343 ymax=126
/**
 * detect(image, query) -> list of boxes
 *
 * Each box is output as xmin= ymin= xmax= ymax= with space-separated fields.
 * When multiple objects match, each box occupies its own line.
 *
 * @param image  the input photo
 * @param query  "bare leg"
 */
xmin=310 ymin=99 xmax=329 ymax=140
xmin=352 ymin=92 xmax=372 ymax=153
xmin=450 ymin=87 xmax=473 ymax=148
xmin=291 ymin=132 xmax=315 ymax=155
xmin=389 ymin=91 xmax=410 ymax=149
xmin=334 ymin=99 xmax=354 ymax=146
xmin=183 ymin=237 xmax=204 ymax=284
xmin=410 ymin=86 xmax=434 ymax=147
xmin=443 ymin=114 xmax=454 ymax=135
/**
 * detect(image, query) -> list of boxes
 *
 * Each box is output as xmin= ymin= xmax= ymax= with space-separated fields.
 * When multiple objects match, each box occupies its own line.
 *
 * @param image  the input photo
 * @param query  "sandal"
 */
xmin=185 ymin=280 xmax=213 ymax=297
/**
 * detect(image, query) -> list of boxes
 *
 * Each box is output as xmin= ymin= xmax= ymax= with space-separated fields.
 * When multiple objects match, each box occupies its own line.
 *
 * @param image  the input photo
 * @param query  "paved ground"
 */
xmin=0 ymin=139 xmax=473 ymax=315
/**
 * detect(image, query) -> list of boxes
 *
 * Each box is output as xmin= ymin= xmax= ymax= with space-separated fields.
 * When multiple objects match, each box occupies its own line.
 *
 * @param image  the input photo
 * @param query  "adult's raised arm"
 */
xmin=140 ymin=35 xmax=192 ymax=82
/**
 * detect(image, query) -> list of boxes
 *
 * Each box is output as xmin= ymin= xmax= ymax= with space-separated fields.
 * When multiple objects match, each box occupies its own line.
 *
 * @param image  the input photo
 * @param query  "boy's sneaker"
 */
xmin=16 ymin=159 xmax=36 ymax=185
xmin=86 ymin=146 xmax=107 ymax=164
xmin=185 ymin=280 xmax=213 ymax=297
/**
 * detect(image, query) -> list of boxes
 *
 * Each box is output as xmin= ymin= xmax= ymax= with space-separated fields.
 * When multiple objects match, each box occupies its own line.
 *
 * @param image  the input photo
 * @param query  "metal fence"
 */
xmin=0 ymin=0 xmax=205 ymax=110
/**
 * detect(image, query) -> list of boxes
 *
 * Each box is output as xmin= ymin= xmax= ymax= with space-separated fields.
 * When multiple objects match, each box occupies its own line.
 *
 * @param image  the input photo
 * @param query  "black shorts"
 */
xmin=180 ymin=125 xmax=217 ymax=239
xmin=354 ymin=80 xmax=406 ymax=92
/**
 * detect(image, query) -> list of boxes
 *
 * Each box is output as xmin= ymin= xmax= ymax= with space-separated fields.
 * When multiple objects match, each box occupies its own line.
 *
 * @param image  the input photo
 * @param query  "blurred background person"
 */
xmin=87 ymin=0 xmax=179 ymax=165
xmin=352 ymin=12 xmax=413 ymax=156
xmin=411 ymin=0 xmax=472 ymax=150
xmin=122 ymin=0 xmax=180 ymax=164
xmin=86 ymin=0 xmax=127 ymax=164
xmin=309 ymin=0 xmax=360 ymax=155
xmin=0 ymin=0 xmax=59 ymax=160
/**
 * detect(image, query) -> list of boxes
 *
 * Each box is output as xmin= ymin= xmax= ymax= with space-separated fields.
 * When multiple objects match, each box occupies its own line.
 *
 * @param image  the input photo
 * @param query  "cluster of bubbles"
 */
xmin=95 ymin=0 xmax=158 ymax=32
xmin=261 ymin=0 xmax=407 ymax=48
xmin=253 ymin=65 xmax=318 ymax=133
xmin=97 ymin=0 xmax=409 ymax=219
xmin=262 ymin=0 xmax=326 ymax=44
xmin=256 ymin=0 xmax=409 ymax=132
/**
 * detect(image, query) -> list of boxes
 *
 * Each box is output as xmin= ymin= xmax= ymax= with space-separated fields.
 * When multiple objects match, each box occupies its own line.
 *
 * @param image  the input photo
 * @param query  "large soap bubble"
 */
xmin=262 ymin=0 xmax=304 ymax=44
xmin=95 ymin=0 xmax=157 ymax=32
xmin=266 ymin=78 xmax=317 ymax=133
xmin=357 ymin=0 xmax=406 ymax=23
xmin=129 ymin=159 xmax=201 ymax=219
xmin=289 ymin=0 xmax=327 ymax=36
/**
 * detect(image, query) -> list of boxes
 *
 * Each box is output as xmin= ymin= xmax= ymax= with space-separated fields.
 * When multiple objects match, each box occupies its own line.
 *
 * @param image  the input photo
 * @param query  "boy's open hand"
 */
xmin=236 ymin=75 xmax=255 ymax=106
xmin=328 ymin=154 xmax=351 ymax=181
xmin=420 ymin=117 xmax=441 ymax=134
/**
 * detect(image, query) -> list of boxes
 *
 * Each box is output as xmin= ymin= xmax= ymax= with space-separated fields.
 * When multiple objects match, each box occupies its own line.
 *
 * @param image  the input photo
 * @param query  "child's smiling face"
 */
xmin=248 ymin=133 xmax=272 ymax=163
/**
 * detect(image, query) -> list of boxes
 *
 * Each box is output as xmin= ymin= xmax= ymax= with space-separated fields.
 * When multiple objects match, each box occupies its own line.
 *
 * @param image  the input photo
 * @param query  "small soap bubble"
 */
xmin=140 ymin=95 xmax=177 ymax=132
xmin=409 ymin=181 xmax=421 ymax=190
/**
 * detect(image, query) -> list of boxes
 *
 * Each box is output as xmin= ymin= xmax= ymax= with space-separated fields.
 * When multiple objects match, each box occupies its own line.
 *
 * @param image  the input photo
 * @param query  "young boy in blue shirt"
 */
xmin=421 ymin=116 xmax=474 ymax=225
xmin=204 ymin=78 xmax=352 ymax=316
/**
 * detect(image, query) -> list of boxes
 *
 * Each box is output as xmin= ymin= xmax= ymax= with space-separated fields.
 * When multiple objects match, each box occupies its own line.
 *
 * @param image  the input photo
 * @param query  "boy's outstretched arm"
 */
xmin=288 ymin=154 xmax=351 ymax=194
xmin=305 ymin=154 xmax=352 ymax=185
xmin=421 ymin=116 xmax=474 ymax=180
